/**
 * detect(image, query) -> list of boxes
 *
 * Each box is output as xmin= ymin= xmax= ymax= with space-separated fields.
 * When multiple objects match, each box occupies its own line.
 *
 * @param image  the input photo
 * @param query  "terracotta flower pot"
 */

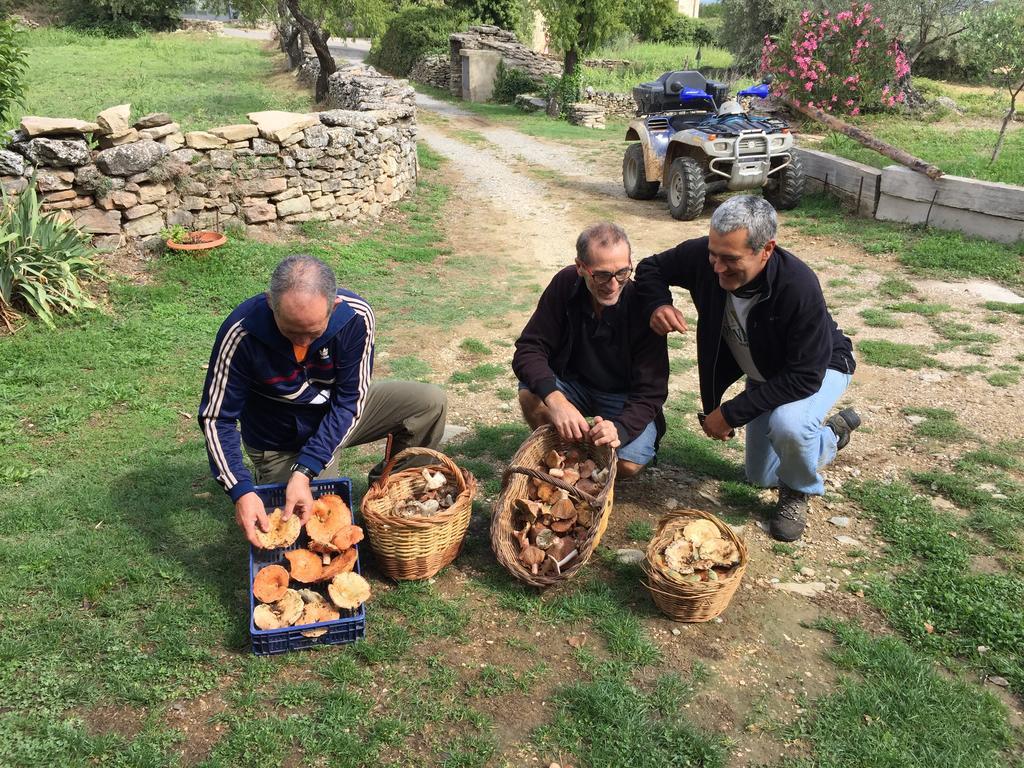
xmin=165 ymin=230 xmax=227 ymax=251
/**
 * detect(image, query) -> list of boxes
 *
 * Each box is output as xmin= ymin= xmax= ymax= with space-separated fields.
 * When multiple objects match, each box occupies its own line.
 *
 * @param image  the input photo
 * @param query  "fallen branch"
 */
xmin=784 ymin=97 xmax=944 ymax=180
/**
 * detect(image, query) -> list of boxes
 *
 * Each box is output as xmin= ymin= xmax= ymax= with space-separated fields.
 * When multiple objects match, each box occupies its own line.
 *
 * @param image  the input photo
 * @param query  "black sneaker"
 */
xmin=769 ymin=484 xmax=808 ymax=542
xmin=826 ymin=407 xmax=861 ymax=451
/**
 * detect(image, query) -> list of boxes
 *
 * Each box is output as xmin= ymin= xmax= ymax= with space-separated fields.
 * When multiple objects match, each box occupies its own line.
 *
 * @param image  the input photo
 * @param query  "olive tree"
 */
xmin=962 ymin=0 xmax=1024 ymax=162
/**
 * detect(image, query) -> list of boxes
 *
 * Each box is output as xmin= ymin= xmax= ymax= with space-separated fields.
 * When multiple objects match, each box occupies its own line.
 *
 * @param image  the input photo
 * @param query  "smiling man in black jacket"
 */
xmin=635 ymin=196 xmax=859 ymax=541
xmin=513 ymin=222 xmax=669 ymax=478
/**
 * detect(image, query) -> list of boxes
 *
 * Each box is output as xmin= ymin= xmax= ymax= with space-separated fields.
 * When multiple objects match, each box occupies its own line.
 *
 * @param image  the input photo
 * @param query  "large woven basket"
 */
xmin=361 ymin=447 xmax=477 ymax=581
xmin=641 ymin=508 xmax=748 ymax=622
xmin=491 ymin=424 xmax=616 ymax=589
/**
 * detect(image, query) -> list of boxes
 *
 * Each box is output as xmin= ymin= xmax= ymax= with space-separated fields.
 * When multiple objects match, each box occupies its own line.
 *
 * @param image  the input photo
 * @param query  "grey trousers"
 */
xmin=244 ymin=380 xmax=447 ymax=485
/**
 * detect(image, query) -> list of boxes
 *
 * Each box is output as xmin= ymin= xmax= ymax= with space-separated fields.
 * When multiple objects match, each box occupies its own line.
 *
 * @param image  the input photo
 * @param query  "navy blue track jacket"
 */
xmin=198 ymin=290 xmax=374 ymax=502
xmin=635 ymin=236 xmax=855 ymax=428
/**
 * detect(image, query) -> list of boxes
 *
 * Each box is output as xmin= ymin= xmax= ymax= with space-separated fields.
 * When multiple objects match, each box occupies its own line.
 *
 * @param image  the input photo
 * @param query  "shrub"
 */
xmin=622 ymin=0 xmax=677 ymax=41
xmin=0 ymin=180 xmax=98 ymax=330
xmin=657 ymin=15 xmax=716 ymax=48
xmin=0 ymin=14 xmax=27 ymax=128
xmin=367 ymin=6 xmax=468 ymax=78
xmin=60 ymin=0 xmax=187 ymax=35
xmin=492 ymin=61 xmax=538 ymax=103
xmin=760 ymin=2 xmax=911 ymax=115
xmin=720 ymin=0 xmax=797 ymax=71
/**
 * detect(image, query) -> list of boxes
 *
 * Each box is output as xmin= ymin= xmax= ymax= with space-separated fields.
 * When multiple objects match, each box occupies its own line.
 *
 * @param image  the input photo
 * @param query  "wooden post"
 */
xmin=784 ymin=98 xmax=944 ymax=180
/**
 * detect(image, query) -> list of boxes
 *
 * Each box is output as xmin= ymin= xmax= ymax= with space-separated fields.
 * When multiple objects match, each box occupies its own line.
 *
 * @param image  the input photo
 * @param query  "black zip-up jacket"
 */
xmin=513 ymin=266 xmax=669 ymax=445
xmin=635 ymin=236 xmax=855 ymax=428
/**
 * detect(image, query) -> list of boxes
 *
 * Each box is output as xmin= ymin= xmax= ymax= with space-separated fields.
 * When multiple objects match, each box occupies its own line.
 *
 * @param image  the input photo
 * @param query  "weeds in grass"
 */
xmin=459 ymin=338 xmax=492 ymax=356
xmin=877 ymin=275 xmax=915 ymax=298
xmin=903 ymin=407 xmax=972 ymax=441
xmin=858 ymin=307 xmax=900 ymax=328
xmin=625 ymin=520 xmax=654 ymax=541
xmin=987 ymin=371 xmax=1020 ymax=387
xmin=449 ymin=363 xmax=506 ymax=385
xmin=856 ymin=340 xmax=938 ymax=369
xmin=385 ymin=355 xmax=432 ymax=381
xmin=887 ymin=301 xmax=951 ymax=316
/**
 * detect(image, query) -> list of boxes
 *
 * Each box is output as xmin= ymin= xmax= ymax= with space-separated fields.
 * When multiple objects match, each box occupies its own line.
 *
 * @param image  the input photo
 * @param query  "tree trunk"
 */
xmin=990 ymin=84 xmax=1022 ymax=164
xmin=563 ymin=46 xmax=578 ymax=79
xmin=285 ymin=0 xmax=336 ymax=103
xmin=784 ymin=97 xmax=944 ymax=180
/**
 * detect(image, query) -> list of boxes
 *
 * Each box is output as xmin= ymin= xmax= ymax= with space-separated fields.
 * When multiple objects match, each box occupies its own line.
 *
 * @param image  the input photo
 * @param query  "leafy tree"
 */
xmin=366 ymin=5 xmax=467 ymax=77
xmin=450 ymin=0 xmax=527 ymax=35
xmin=60 ymin=0 xmax=188 ymax=34
xmin=286 ymin=0 xmax=335 ymax=102
xmin=536 ymin=0 xmax=623 ymax=80
xmin=719 ymin=0 xmax=798 ymax=71
xmin=873 ymin=0 xmax=981 ymax=65
xmin=621 ymin=0 xmax=677 ymax=41
xmin=0 ymin=14 xmax=27 ymax=129
xmin=962 ymin=0 xmax=1024 ymax=162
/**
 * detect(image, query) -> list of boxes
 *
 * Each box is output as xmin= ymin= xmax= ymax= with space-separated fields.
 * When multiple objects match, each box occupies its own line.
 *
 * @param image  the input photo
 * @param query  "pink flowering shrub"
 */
xmin=760 ymin=2 xmax=910 ymax=115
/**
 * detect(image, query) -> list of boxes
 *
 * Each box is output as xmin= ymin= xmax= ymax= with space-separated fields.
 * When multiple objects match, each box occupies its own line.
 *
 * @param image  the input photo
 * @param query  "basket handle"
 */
xmin=374 ymin=446 xmax=464 ymax=490
xmin=503 ymin=464 xmax=600 ymax=508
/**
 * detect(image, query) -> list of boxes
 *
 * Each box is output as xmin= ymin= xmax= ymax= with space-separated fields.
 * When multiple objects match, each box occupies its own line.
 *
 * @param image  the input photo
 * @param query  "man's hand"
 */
xmin=701 ymin=407 xmax=735 ymax=441
xmin=235 ymin=492 xmax=269 ymax=547
xmin=650 ymin=304 xmax=688 ymax=336
xmin=283 ymin=471 xmax=315 ymax=524
xmin=544 ymin=391 xmax=590 ymax=441
xmin=589 ymin=416 xmax=621 ymax=449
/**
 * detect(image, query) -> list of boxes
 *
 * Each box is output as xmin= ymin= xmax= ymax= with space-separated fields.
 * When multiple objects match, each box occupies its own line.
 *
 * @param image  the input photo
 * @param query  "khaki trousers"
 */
xmin=244 ymin=380 xmax=447 ymax=485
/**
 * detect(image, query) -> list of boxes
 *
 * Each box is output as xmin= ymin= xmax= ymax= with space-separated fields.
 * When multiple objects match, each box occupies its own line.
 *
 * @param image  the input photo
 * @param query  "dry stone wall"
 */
xmin=409 ymin=54 xmax=450 ymax=91
xmin=448 ymin=25 xmax=560 ymax=97
xmin=0 ymin=69 xmax=417 ymax=248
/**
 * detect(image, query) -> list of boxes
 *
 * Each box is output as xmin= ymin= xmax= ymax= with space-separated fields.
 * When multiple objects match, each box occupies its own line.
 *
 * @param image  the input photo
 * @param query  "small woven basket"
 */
xmin=641 ymin=508 xmax=748 ymax=622
xmin=491 ymin=424 xmax=616 ymax=589
xmin=361 ymin=447 xmax=477 ymax=581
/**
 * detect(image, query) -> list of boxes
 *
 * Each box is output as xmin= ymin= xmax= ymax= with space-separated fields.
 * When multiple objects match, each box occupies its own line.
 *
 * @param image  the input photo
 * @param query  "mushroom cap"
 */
xmin=318 ymin=547 xmax=358 ymax=581
xmin=699 ymin=538 xmax=740 ymax=567
xmin=578 ymin=459 xmax=597 ymax=478
xmin=297 ymin=594 xmax=340 ymax=636
xmin=328 ymin=571 xmax=371 ymax=610
xmin=306 ymin=496 xmax=347 ymax=545
xmin=519 ymin=545 xmax=546 ymax=567
xmin=682 ymin=520 xmax=721 ymax=547
xmin=550 ymin=518 xmax=575 ymax=534
xmin=514 ymin=498 xmax=545 ymax=522
xmin=551 ymin=498 xmax=577 ymax=521
xmin=544 ymin=449 xmax=565 ymax=469
xmin=253 ymin=603 xmax=286 ymax=630
xmin=255 ymin=508 xmax=302 ymax=550
xmin=285 ymin=548 xmax=324 ymax=583
xmin=547 ymin=537 xmax=576 ymax=562
xmin=663 ymin=539 xmax=694 ymax=572
xmin=560 ymin=467 xmax=581 ymax=485
xmin=252 ymin=563 xmax=290 ymax=603
xmin=332 ymin=524 xmax=364 ymax=551
xmin=576 ymin=477 xmax=601 ymax=497
xmin=274 ymin=588 xmax=304 ymax=625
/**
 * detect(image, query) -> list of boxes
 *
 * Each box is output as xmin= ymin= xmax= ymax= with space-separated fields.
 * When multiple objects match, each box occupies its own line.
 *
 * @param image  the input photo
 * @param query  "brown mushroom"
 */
xmin=576 ymin=478 xmax=601 ymax=497
xmin=332 ymin=524 xmax=365 ymax=551
xmin=328 ymin=571 xmax=371 ymax=610
xmin=682 ymin=520 xmax=721 ymax=547
xmin=547 ymin=537 xmax=576 ymax=562
xmin=285 ymin=548 xmax=324 ymax=583
xmin=575 ymin=504 xmax=594 ymax=527
xmin=560 ymin=467 xmax=581 ymax=486
xmin=551 ymin=498 xmax=577 ymax=521
xmin=544 ymin=450 xmax=565 ymax=469
xmin=513 ymin=523 xmax=531 ymax=553
xmin=255 ymin=508 xmax=302 ymax=550
xmin=514 ymin=498 xmax=545 ymax=523
xmin=519 ymin=545 xmax=546 ymax=575
xmin=318 ymin=547 xmax=358 ymax=581
xmin=252 ymin=564 xmax=290 ymax=603
xmin=535 ymin=528 xmax=557 ymax=550
xmin=663 ymin=539 xmax=694 ymax=572
xmin=578 ymin=459 xmax=597 ymax=478
xmin=550 ymin=518 xmax=575 ymax=534
xmin=699 ymin=538 xmax=740 ymax=567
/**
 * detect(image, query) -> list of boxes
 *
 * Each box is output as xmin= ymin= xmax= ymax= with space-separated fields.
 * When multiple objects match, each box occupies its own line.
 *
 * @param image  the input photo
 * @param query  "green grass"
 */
xmin=876 ymin=275 xmax=915 ymax=299
xmin=448 ymin=363 xmax=506 ymax=385
xmin=984 ymin=301 xmax=1024 ymax=316
xmin=788 ymin=620 xmax=1014 ymax=768
xmin=811 ymin=119 xmax=1024 ymax=186
xmin=787 ymin=195 xmax=1024 ymax=287
xmin=887 ymin=301 xmax=951 ymax=317
xmin=902 ymin=407 xmax=972 ymax=441
xmin=459 ymin=338 xmax=492 ymax=356
xmin=987 ymin=371 xmax=1021 ymax=387
xmin=6 ymin=28 xmax=312 ymax=133
xmin=581 ymin=40 xmax=733 ymax=94
xmin=858 ymin=307 xmax=900 ymax=328
xmin=856 ymin=339 xmax=938 ymax=369
xmin=624 ymin=520 xmax=654 ymax=542
xmin=385 ymin=354 xmax=433 ymax=381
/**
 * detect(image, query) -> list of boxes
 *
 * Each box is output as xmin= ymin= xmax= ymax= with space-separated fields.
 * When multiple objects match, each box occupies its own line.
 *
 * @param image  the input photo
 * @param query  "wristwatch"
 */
xmin=289 ymin=462 xmax=317 ymax=480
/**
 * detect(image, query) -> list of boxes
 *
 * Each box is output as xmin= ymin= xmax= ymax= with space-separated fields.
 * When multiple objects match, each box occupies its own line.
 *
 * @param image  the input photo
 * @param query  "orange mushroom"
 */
xmin=332 ymin=524 xmax=364 ymax=551
xmin=317 ymin=548 xmax=358 ymax=581
xmin=252 ymin=563 xmax=290 ymax=603
xmin=255 ymin=508 xmax=302 ymax=550
xmin=284 ymin=548 xmax=324 ymax=583
xmin=306 ymin=497 xmax=346 ymax=545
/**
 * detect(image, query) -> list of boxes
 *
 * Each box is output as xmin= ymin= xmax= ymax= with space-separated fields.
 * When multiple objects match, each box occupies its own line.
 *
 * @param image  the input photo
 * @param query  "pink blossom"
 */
xmin=805 ymin=81 xmax=814 ymax=91
xmin=846 ymin=99 xmax=854 ymax=106
xmin=851 ymin=107 xmax=860 ymax=115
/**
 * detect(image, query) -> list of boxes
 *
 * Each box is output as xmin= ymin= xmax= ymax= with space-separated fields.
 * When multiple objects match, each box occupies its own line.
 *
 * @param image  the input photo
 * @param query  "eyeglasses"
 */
xmin=578 ymin=262 xmax=633 ymax=286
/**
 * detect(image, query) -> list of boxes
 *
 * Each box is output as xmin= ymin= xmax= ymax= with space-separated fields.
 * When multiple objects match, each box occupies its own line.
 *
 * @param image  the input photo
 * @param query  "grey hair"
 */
xmin=710 ymin=196 xmax=778 ymax=251
xmin=575 ymin=221 xmax=631 ymax=264
xmin=267 ymin=254 xmax=337 ymax=311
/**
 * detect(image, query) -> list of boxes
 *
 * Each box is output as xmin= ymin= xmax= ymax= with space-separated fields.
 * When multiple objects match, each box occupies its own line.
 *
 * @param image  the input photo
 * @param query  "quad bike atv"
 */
xmin=623 ymin=71 xmax=804 ymax=219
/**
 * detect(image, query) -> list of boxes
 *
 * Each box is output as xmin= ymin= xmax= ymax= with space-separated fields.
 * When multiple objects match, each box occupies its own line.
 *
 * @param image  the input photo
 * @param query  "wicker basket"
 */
xmin=641 ymin=508 xmax=748 ymax=622
xmin=491 ymin=424 xmax=616 ymax=589
xmin=361 ymin=447 xmax=477 ymax=581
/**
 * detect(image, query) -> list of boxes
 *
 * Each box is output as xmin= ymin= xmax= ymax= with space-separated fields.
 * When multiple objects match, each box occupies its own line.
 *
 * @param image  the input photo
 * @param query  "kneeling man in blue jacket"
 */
xmin=199 ymin=254 xmax=447 ymax=546
xmin=635 ymin=196 xmax=859 ymax=542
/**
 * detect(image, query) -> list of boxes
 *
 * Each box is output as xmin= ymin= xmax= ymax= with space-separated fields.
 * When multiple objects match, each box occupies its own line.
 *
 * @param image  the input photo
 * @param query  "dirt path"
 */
xmin=408 ymin=94 xmax=1024 ymax=761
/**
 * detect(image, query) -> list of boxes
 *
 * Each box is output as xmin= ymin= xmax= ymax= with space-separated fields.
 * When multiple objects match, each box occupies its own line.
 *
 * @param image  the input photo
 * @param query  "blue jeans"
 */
xmin=743 ymin=369 xmax=852 ymax=496
xmin=521 ymin=377 xmax=659 ymax=466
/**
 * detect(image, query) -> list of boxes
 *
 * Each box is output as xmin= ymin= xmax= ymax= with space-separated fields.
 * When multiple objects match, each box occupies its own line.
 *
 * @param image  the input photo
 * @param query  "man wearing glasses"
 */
xmin=513 ymin=222 xmax=669 ymax=477
xmin=635 ymin=195 xmax=859 ymax=541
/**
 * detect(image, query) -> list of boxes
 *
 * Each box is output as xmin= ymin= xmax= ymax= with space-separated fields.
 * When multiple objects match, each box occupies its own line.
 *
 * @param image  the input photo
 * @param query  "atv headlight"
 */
xmin=771 ymin=137 xmax=785 ymax=147
xmin=714 ymin=141 xmax=728 ymax=151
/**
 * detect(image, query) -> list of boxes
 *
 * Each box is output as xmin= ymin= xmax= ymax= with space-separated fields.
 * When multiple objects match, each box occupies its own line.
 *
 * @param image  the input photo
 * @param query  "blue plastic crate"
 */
xmin=249 ymin=478 xmax=366 ymax=655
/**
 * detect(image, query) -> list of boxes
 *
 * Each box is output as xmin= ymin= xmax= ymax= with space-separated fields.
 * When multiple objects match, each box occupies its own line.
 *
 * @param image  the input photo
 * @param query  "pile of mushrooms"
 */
xmin=513 ymin=449 xmax=607 ymax=576
xmin=652 ymin=519 xmax=741 ymax=584
xmin=392 ymin=468 xmax=456 ymax=518
xmin=252 ymin=494 xmax=371 ymax=635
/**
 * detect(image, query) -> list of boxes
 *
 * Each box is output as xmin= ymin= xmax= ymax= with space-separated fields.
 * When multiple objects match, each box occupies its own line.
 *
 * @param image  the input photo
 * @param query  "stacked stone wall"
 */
xmin=582 ymin=88 xmax=637 ymax=120
xmin=448 ymin=25 xmax=561 ymax=97
xmin=0 ymin=68 xmax=418 ymax=248
xmin=409 ymin=54 xmax=450 ymax=91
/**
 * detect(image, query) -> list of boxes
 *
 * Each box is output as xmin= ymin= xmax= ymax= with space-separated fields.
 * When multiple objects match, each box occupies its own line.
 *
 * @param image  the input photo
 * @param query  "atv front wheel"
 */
xmin=667 ymin=156 xmax=706 ymax=220
xmin=623 ymin=143 xmax=660 ymax=200
xmin=764 ymin=154 xmax=805 ymax=210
